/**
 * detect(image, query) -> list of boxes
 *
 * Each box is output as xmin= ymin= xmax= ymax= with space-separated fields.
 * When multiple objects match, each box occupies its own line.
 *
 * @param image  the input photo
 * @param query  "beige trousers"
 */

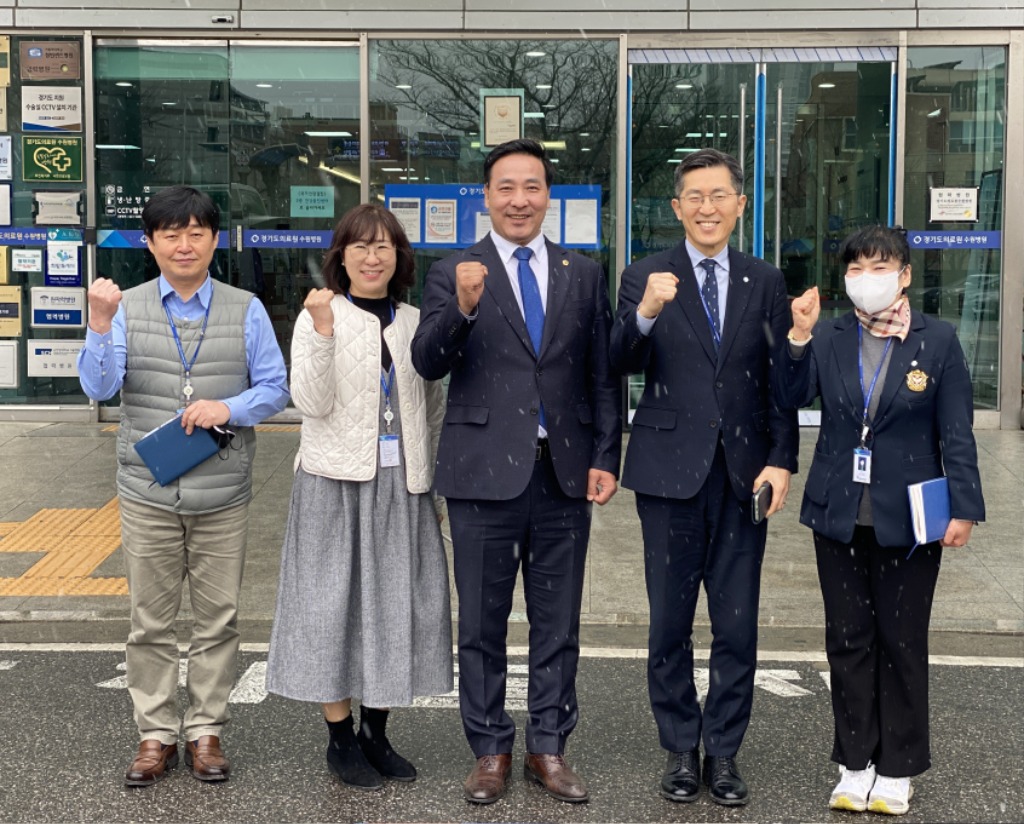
xmin=119 ymin=495 xmax=249 ymax=744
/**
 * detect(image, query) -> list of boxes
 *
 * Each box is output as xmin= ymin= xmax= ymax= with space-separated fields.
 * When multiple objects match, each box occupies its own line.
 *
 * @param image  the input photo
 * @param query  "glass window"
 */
xmin=369 ymin=38 xmax=619 ymax=303
xmin=904 ymin=47 xmax=1005 ymax=409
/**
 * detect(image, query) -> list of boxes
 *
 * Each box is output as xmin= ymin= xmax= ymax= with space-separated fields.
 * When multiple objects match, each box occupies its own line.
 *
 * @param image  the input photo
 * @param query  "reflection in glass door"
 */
xmin=629 ymin=47 xmax=896 ymax=306
xmin=94 ymin=40 xmax=360 ymax=406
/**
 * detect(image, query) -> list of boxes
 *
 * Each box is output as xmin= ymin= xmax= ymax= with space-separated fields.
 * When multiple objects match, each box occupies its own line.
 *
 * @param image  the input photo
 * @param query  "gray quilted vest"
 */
xmin=116 ymin=278 xmax=257 ymax=514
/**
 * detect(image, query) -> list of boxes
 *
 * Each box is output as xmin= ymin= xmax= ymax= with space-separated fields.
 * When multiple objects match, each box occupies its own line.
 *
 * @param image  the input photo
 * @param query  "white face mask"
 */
xmin=845 ymin=268 xmax=903 ymax=315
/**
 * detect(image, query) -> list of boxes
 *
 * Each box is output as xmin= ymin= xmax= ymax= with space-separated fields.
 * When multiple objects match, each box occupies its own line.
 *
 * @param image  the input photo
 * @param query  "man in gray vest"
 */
xmin=77 ymin=186 xmax=289 ymax=787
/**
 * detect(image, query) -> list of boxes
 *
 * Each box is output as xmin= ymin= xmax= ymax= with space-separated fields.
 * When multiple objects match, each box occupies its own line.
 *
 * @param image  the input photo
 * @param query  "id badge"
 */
xmin=852 ymin=447 xmax=872 ymax=484
xmin=379 ymin=434 xmax=401 ymax=467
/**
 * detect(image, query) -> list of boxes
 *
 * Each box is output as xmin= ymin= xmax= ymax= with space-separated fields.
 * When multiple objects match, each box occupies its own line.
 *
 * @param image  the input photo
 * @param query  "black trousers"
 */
xmin=447 ymin=452 xmax=591 ymax=757
xmin=814 ymin=526 xmax=942 ymax=777
xmin=637 ymin=443 xmax=768 ymax=756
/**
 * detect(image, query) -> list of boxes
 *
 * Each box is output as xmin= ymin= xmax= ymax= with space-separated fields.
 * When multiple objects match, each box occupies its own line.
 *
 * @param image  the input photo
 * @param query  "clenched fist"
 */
xmin=637 ymin=272 xmax=679 ymax=319
xmin=87 ymin=277 xmax=123 ymax=334
xmin=456 ymin=261 xmax=488 ymax=315
xmin=789 ymin=286 xmax=820 ymax=341
xmin=304 ymin=287 xmax=336 ymax=337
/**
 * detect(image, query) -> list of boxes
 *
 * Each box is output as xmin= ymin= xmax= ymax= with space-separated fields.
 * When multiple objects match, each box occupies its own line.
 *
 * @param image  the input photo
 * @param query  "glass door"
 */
xmin=94 ymin=40 xmax=360 ymax=414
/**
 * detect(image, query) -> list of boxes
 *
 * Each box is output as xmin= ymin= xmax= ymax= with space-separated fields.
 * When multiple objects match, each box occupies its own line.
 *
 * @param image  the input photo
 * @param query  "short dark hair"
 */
xmin=483 ymin=138 xmax=554 ymax=188
xmin=142 ymin=185 xmax=220 ymax=236
xmin=840 ymin=225 xmax=911 ymax=268
xmin=321 ymin=204 xmax=415 ymax=301
xmin=674 ymin=148 xmax=743 ymax=197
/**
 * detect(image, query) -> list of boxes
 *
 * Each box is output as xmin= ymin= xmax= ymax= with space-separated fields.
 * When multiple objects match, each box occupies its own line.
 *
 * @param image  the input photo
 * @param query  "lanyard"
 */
xmin=857 ymin=325 xmax=894 ymax=445
xmin=695 ymin=269 xmax=722 ymax=347
xmin=163 ymin=285 xmax=212 ymax=402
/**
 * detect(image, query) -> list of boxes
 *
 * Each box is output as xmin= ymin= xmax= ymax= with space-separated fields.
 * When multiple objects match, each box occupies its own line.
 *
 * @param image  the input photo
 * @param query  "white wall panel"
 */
xmin=15 ymin=8 xmax=238 ymax=26
xmin=240 ymin=10 xmax=463 ymax=29
xmin=467 ymin=0 xmax=683 ymax=8
xmin=243 ymin=0 xmax=460 ymax=8
xmin=464 ymin=11 xmax=685 ymax=30
xmin=919 ymin=0 xmax=1022 ymax=6
xmin=19 ymin=0 xmax=229 ymax=7
xmin=691 ymin=9 xmax=917 ymax=29
xmin=918 ymin=9 xmax=1024 ymax=27
xmin=691 ymin=0 xmax=914 ymax=8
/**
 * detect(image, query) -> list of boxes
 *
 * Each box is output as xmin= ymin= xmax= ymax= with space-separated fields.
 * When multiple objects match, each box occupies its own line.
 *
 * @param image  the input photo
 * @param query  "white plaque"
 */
xmin=27 ymin=337 xmax=83 ymax=377
xmin=0 ymin=340 xmax=17 ymax=387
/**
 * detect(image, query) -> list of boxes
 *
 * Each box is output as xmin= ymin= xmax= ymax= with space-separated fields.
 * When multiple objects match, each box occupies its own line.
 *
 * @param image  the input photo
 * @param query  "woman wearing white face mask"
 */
xmin=774 ymin=225 xmax=985 ymax=816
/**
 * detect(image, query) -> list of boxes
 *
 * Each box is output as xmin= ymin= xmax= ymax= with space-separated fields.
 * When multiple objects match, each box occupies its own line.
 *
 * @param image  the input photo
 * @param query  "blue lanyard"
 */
xmin=347 ymin=293 xmax=397 ymax=429
xmin=163 ymin=284 xmax=212 ymax=400
xmin=857 ymin=325 xmax=894 ymax=441
xmin=696 ymin=270 xmax=722 ymax=347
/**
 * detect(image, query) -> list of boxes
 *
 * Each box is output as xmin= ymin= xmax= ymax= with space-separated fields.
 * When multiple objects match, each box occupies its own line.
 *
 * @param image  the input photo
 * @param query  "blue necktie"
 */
xmin=699 ymin=258 xmax=721 ymax=350
xmin=513 ymin=246 xmax=547 ymax=428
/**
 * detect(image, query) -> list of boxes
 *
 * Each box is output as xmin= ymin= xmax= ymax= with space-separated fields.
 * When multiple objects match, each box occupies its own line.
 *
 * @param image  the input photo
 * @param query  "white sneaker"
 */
xmin=868 ymin=774 xmax=914 ymax=815
xmin=829 ymin=762 xmax=877 ymax=812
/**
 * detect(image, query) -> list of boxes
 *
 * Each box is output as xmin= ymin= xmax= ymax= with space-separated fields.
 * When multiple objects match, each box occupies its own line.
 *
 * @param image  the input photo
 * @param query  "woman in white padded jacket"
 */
xmin=266 ymin=204 xmax=452 ymax=791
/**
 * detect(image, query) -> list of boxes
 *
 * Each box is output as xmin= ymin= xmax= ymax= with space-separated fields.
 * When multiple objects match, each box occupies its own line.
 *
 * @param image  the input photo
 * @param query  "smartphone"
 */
xmin=751 ymin=481 xmax=773 ymax=524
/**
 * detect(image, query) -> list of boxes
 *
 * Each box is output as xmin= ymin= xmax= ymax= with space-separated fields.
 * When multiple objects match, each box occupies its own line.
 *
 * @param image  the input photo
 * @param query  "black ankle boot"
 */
xmin=357 ymin=706 xmax=417 ymax=781
xmin=325 ymin=715 xmax=382 ymax=790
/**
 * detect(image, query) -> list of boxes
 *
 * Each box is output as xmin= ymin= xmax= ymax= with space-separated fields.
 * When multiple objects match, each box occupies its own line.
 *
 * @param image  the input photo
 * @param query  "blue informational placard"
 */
xmin=385 ymin=183 xmax=602 ymax=250
xmin=242 ymin=230 xmax=332 ymax=249
xmin=33 ymin=308 xmax=83 ymax=325
xmin=0 ymin=228 xmax=53 ymax=246
xmin=97 ymin=230 xmax=231 ymax=249
xmin=907 ymin=230 xmax=1000 ymax=249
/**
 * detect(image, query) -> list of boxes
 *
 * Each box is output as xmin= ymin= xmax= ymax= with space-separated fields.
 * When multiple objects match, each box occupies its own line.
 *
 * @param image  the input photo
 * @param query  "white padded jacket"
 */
xmin=290 ymin=295 xmax=443 ymax=494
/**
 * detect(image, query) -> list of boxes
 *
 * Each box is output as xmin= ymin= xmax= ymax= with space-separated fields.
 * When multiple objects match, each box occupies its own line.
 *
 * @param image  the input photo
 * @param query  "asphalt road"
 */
xmin=0 ymin=646 xmax=1020 ymax=824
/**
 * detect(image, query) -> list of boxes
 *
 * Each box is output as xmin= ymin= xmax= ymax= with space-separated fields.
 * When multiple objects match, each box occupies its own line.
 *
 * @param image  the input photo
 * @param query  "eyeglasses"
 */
xmin=347 ymin=242 xmax=396 ymax=259
xmin=678 ymin=192 xmax=739 ymax=207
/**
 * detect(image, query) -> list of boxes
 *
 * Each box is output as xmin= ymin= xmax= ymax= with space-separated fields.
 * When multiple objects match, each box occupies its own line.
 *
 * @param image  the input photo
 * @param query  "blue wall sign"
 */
xmin=908 ymin=231 xmax=1000 ymax=249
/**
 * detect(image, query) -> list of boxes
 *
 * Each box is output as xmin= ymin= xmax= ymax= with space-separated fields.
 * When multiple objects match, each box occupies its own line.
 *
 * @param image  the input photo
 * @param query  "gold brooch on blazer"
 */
xmin=905 ymin=369 xmax=929 ymax=392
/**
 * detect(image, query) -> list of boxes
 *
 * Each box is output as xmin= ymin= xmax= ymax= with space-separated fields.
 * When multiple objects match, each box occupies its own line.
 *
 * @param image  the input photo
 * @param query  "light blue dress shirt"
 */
xmin=636 ymin=240 xmax=730 ymax=337
xmin=77 ymin=274 xmax=289 ymax=426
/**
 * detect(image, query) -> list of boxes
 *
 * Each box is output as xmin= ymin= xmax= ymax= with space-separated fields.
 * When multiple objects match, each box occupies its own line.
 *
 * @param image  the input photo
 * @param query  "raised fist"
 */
xmin=637 ymin=272 xmax=679 ymax=319
xmin=304 ymin=288 xmax=336 ymax=337
xmin=456 ymin=261 xmax=488 ymax=315
xmin=789 ymin=286 xmax=820 ymax=340
xmin=87 ymin=278 xmax=122 ymax=334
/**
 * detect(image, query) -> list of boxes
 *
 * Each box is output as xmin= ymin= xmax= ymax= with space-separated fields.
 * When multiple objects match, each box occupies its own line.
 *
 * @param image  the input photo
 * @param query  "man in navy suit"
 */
xmin=610 ymin=149 xmax=798 ymax=806
xmin=412 ymin=139 xmax=621 ymax=805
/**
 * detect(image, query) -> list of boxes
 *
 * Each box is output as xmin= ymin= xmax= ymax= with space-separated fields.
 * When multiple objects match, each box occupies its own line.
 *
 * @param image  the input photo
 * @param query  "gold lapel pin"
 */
xmin=906 ymin=369 xmax=929 ymax=392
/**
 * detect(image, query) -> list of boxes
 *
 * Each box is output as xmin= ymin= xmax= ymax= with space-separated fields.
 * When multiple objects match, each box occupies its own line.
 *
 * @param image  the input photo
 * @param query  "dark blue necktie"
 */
xmin=513 ymin=246 xmax=547 ymax=428
xmin=699 ymin=258 xmax=721 ymax=350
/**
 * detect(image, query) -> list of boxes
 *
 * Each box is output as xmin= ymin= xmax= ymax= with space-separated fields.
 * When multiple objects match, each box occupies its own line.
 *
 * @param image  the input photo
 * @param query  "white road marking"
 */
xmin=0 ymin=660 xmax=17 ymax=670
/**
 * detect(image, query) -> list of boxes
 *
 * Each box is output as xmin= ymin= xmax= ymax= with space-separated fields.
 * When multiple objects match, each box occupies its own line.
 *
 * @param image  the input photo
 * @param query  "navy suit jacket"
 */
xmin=610 ymin=241 xmax=798 ymax=501
xmin=411 ymin=235 xmax=621 ymax=501
xmin=775 ymin=310 xmax=985 ymax=547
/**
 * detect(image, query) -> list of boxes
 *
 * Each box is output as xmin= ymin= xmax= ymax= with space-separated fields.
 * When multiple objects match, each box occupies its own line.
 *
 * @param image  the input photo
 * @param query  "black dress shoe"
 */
xmin=660 ymin=748 xmax=700 ymax=802
xmin=703 ymin=755 xmax=749 ymax=806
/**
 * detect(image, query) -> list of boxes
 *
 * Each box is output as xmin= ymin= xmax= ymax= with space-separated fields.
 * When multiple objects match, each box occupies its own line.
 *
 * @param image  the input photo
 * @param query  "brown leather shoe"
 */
xmin=185 ymin=735 xmax=230 ymax=782
xmin=463 ymin=754 xmax=512 ymax=804
xmin=524 ymin=753 xmax=589 ymax=802
xmin=125 ymin=739 xmax=178 ymax=787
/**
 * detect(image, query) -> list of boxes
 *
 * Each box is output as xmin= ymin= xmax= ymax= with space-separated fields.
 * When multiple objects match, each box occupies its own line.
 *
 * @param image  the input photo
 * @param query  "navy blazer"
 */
xmin=775 ymin=310 xmax=985 ymax=547
xmin=411 ymin=235 xmax=621 ymax=501
xmin=610 ymin=241 xmax=798 ymax=501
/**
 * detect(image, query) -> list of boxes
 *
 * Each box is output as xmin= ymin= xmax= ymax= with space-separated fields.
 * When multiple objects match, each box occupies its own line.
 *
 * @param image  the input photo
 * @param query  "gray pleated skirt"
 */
xmin=266 ymin=382 xmax=453 ymax=707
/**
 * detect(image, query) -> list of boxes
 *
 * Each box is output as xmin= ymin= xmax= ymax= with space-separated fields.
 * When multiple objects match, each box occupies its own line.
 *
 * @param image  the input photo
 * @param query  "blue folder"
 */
xmin=133 ymin=416 xmax=220 ymax=486
xmin=907 ymin=476 xmax=950 ymax=546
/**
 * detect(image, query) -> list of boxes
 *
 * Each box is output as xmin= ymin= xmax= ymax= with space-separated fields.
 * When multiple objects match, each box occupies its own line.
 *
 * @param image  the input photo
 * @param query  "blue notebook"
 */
xmin=907 ymin=476 xmax=950 ymax=546
xmin=133 ymin=416 xmax=220 ymax=487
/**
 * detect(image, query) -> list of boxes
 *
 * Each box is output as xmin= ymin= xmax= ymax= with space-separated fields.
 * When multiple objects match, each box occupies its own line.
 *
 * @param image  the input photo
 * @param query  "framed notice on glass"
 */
xmin=480 ymin=88 xmax=524 ymax=148
xmin=929 ymin=187 xmax=979 ymax=223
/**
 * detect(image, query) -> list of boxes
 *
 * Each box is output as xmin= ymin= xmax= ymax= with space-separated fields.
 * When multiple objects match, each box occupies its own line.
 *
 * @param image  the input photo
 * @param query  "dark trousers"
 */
xmin=636 ymin=444 xmax=767 ymax=756
xmin=815 ymin=527 xmax=941 ymax=777
xmin=447 ymin=453 xmax=591 ymax=757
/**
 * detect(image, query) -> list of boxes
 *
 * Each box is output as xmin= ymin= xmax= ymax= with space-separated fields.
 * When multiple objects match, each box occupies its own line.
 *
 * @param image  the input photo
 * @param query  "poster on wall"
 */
xmin=23 ymin=137 xmax=83 ymax=182
xmin=928 ymin=187 xmax=978 ymax=223
xmin=290 ymin=186 xmax=334 ymax=218
xmin=0 ymin=89 xmax=8 ymax=131
xmin=33 ymin=190 xmax=83 ymax=224
xmin=0 ymin=284 xmax=22 ymax=336
xmin=0 ymin=341 xmax=17 ymax=388
xmin=19 ymin=42 xmax=82 ymax=81
xmin=45 ymin=243 xmax=80 ymax=286
xmin=27 ymin=338 xmax=83 ymax=377
xmin=0 ymin=37 xmax=10 ymax=88
xmin=12 ymin=249 xmax=42 ymax=272
xmin=22 ymin=86 xmax=82 ymax=133
xmin=480 ymin=88 xmax=523 ymax=148
xmin=0 ymin=136 xmax=11 ymax=180
xmin=30 ymin=286 xmax=85 ymax=328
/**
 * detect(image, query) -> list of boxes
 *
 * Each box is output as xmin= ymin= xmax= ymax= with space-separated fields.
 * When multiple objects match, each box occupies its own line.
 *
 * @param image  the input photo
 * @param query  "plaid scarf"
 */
xmin=854 ymin=295 xmax=911 ymax=341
